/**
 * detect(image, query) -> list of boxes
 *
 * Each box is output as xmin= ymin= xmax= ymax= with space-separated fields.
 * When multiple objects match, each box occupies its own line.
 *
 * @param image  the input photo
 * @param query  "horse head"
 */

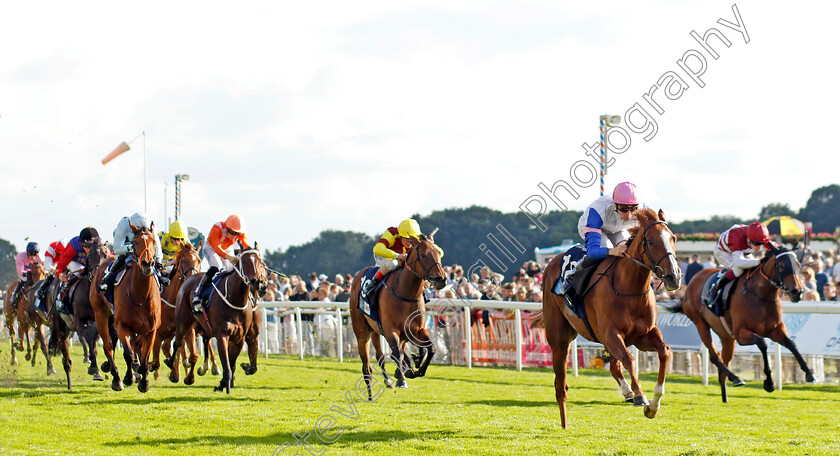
xmin=764 ymin=243 xmax=804 ymax=302
xmin=627 ymin=208 xmax=682 ymax=291
xmin=403 ymin=235 xmax=447 ymax=290
xmin=130 ymin=223 xmax=156 ymax=277
xmin=235 ymin=242 xmax=267 ymax=292
xmin=175 ymin=242 xmax=201 ymax=281
xmin=27 ymin=262 xmax=46 ymax=284
xmin=86 ymin=238 xmax=110 ymax=279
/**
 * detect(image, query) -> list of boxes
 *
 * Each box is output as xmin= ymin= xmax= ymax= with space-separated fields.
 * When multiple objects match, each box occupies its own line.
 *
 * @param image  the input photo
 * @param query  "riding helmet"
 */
xmin=612 ymin=182 xmax=640 ymax=205
xmin=26 ymin=241 xmax=40 ymax=254
xmin=398 ymin=219 xmax=422 ymax=238
xmin=747 ymin=222 xmax=771 ymax=244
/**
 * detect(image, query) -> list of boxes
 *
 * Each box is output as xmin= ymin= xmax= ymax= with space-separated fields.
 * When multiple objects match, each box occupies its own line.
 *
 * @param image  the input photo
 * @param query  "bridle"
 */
xmin=745 ymin=250 xmax=801 ymax=299
xmin=176 ymin=249 xmax=201 ymax=281
xmin=623 ymin=221 xmax=680 ymax=282
xmin=403 ymin=240 xmax=444 ymax=282
xmin=232 ymin=249 xmax=266 ymax=289
xmin=132 ymin=230 xmax=156 ymax=276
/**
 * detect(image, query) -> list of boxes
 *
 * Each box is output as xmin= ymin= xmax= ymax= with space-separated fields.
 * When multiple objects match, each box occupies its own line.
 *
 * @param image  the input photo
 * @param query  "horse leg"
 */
xmin=609 ymin=358 xmax=633 ymax=402
xmin=371 ymin=335 xmax=393 ymax=389
xmin=22 ymin=323 xmax=32 ymax=361
xmin=410 ymin=328 xmax=436 ymax=377
xmin=737 ymin=329 xmax=775 ymax=392
xmin=116 ymin=326 xmax=135 ymax=387
xmin=35 ymin=324 xmax=56 ymax=374
xmin=136 ymin=330 xmax=155 ymax=393
xmin=97 ymin=317 xmax=122 ymax=391
xmin=197 ymin=335 xmax=210 ymax=376
xmin=695 ymin=320 xmax=741 ymax=403
xmin=240 ymin=329 xmax=259 ymax=376
xmin=228 ymin=338 xmax=244 ymax=389
xmin=544 ymin=296 xmax=576 ymax=429
xmin=8 ymin=322 xmax=18 ymax=365
xmin=602 ymin=331 xmax=647 ymax=406
xmin=168 ymin=327 xmax=186 ymax=384
xmin=357 ymin=329 xmax=375 ymax=400
xmin=214 ymin=335 xmax=232 ymax=393
xmin=81 ymin=321 xmax=102 ymax=380
xmin=385 ymin=333 xmax=407 ymax=388
xmin=80 ymin=331 xmax=90 ymax=363
xmin=636 ymin=328 xmax=671 ymax=419
xmin=29 ymin=324 xmax=39 ymax=366
xmin=185 ymin=329 xmax=201 ymax=385
xmin=768 ymin=329 xmax=815 ymax=383
xmin=206 ymin=336 xmax=222 ymax=376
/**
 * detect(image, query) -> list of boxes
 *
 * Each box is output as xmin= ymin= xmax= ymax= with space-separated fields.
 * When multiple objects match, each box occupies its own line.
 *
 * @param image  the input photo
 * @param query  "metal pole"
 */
xmin=599 ymin=116 xmax=606 ymax=197
xmin=295 ymin=307 xmax=304 ymax=361
xmin=701 ymin=346 xmax=709 ymax=386
xmin=571 ymin=339 xmax=578 ymax=377
xmin=464 ymin=304 xmax=472 ymax=369
xmin=336 ymin=306 xmax=343 ymax=363
xmin=262 ymin=308 xmax=269 ymax=359
xmin=276 ymin=309 xmax=282 ymax=354
xmin=175 ymin=176 xmax=181 ymax=220
xmin=143 ymin=131 xmax=148 ymax=213
xmin=631 ymin=346 xmax=639 ymax=377
xmin=775 ymin=342 xmax=783 ymax=390
xmin=514 ymin=309 xmax=522 ymax=372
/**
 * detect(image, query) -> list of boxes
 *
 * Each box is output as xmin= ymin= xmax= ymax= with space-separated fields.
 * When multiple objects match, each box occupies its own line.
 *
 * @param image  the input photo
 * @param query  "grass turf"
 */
xmin=1 ymin=346 xmax=839 ymax=456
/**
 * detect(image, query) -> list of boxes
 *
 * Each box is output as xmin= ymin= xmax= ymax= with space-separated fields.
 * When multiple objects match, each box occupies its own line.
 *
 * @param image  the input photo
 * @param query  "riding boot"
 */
xmin=38 ymin=274 xmax=54 ymax=302
xmin=55 ymin=281 xmax=67 ymax=314
xmin=10 ymin=280 xmax=24 ymax=310
xmin=712 ymin=275 xmax=732 ymax=314
xmin=193 ymin=267 xmax=218 ymax=313
xmin=100 ymin=254 xmax=127 ymax=293
xmin=364 ymin=277 xmax=381 ymax=301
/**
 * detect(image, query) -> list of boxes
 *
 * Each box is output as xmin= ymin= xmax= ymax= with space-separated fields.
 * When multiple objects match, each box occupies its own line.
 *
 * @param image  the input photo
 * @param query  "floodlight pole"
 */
xmin=599 ymin=115 xmax=621 ymax=196
xmin=142 ymin=131 xmax=148 ymax=213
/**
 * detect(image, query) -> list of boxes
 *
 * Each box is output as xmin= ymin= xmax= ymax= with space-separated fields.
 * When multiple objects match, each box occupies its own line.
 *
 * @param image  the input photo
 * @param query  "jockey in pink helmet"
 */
xmin=577 ymin=182 xmax=645 ymax=260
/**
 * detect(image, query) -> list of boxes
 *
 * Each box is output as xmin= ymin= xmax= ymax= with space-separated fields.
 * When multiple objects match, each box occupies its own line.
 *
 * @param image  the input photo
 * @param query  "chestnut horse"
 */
xmin=4 ymin=263 xmax=46 ymax=367
xmin=21 ymin=264 xmax=56 ymax=375
xmin=541 ymin=209 xmax=681 ymax=428
xmin=667 ymin=243 xmax=812 ymax=402
xmin=350 ymin=235 xmax=446 ymax=400
xmin=170 ymin=246 xmax=266 ymax=393
xmin=93 ymin=226 xmax=161 ymax=392
xmin=150 ymin=243 xmax=208 ymax=375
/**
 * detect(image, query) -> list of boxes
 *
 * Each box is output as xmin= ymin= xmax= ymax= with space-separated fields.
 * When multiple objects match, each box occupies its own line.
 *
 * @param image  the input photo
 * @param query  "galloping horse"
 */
xmin=4 ymin=263 xmax=46 ymax=366
xmin=93 ymin=225 xmax=161 ymax=392
xmin=150 ymin=243 xmax=210 ymax=375
xmin=21 ymin=263 xmax=56 ymax=375
xmin=667 ymin=243 xmax=812 ymax=402
xmin=350 ymin=235 xmax=446 ymax=400
xmin=541 ymin=208 xmax=681 ymax=428
xmin=170 ymin=246 xmax=266 ymax=393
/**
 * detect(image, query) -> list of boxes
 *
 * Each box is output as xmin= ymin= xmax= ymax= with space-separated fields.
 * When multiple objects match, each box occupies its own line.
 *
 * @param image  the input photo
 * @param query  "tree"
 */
xmin=266 ymin=230 xmax=375 ymax=279
xmin=798 ymin=184 xmax=840 ymax=233
xmin=758 ymin=202 xmax=793 ymax=221
xmin=0 ymin=237 xmax=18 ymax=286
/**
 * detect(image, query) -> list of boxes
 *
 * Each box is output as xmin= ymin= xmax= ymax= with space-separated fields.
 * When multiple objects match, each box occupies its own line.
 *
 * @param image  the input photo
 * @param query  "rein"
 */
xmin=382 ymin=240 xmax=443 ymax=303
xmin=742 ymin=251 xmax=797 ymax=302
xmin=208 ymin=249 xmax=263 ymax=311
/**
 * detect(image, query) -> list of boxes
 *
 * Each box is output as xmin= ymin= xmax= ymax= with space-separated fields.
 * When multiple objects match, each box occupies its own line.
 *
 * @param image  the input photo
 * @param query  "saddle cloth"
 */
xmin=103 ymin=257 xmax=166 ymax=306
xmin=701 ymin=270 xmax=736 ymax=316
xmin=198 ymin=269 xmax=235 ymax=307
xmin=358 ymin=267 xmax=388 ymax=333
xmin=551 ymin=245 xmax=603 ymax=320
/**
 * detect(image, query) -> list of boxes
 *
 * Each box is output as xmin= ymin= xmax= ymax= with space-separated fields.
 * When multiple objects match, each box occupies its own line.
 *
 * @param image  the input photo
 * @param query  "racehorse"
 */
xmin=540 ymin=208 xmax=681 ymax=428
xmin=666 ymin=243 xmax=812 ymax=402
xmin=150 ymin=243 xmax=210 ymax=375
xmin=350 ymin=235 xmax=446 ymax=400
xmin=170 ymin=246 xmax=266 ymax=393
xmin=20 ymin=264 xmax=56 ymax=375
xmin=4 ymin=263 xmax=46 ymax=367
xmin=93 ymin=225 xmax=161 ymax=392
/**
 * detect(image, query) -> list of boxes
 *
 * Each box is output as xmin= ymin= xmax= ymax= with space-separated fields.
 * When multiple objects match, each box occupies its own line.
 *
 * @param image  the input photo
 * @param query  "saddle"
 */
xmin=357 ymin=267 xmax=391 ymax=334
xmin=197 ymin=269 xmax=236 ymax=308
xmin=701 ymin=270 xmax=737 ymax=317
xmin=551 ymin=245 xmax=603 ymax=319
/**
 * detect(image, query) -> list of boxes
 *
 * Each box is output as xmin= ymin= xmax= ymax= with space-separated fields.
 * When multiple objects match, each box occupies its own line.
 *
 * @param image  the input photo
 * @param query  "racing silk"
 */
xmin=44 ymin=240 xmax=67 ymax=272
xmin=207 ymin=222 xmax=250 ymax=257
xmin=373 ymin=227 xmax=406 ymax=260
xmin=15 ymin=251 xmax=43 ymax=279
xmin=717 ymin=224 xmax=750 ymax=254
xmin=54 ymin=236 xmax=87 ymax=275
xmin=113 ymin=216 xmax=162 ymax=262
xmin=577 ymin=195 xmax=643 ymax=260
xmin=158 ymin=232 xmax=182 ymax=262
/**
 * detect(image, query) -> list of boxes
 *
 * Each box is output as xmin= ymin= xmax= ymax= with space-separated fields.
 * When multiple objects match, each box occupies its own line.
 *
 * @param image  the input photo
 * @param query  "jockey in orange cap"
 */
xmin=707 ymin=221 xmax=772 ymax=310
xmin=192 ymin=214 xmax=250 ymax=312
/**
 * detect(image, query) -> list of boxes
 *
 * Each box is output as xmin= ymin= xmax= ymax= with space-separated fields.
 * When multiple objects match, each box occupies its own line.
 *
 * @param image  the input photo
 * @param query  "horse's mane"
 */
xmin=627 ymin=208 xmax=660 ymax=246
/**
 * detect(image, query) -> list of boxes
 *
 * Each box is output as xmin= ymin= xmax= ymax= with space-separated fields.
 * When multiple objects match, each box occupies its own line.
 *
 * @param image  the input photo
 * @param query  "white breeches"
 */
xmin=204 ymin=241 xmax=234 ymax=272
xmin=374 ymin=254 xmax=399 ymax=272
xmin=713 ymin=247 xmax=760 ymax=277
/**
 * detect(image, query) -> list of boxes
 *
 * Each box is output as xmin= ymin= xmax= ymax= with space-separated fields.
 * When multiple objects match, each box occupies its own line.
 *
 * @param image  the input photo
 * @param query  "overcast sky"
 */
xmin=1 ymin=1 xmax=837 ymax=253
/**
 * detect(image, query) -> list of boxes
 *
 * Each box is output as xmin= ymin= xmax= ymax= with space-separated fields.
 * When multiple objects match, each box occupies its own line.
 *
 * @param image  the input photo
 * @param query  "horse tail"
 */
xmin=47 ymin=318 xmax=60 ymax=357
xmin=529 ymin=310 xmax=545 ymax=328
xmin=662 ymin=298 xmax=684 ymax=315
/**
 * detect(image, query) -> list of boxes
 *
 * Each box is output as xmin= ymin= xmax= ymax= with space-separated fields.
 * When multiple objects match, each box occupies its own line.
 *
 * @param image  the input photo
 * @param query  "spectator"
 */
xmin=525 ymin=261 xmax=541 ymax=278
xmin=800 ymin=266 xmax=818 ymax=292
xmin=684 ymin=254 xmax=704 ymax=285
xmin=703 ymin=255 xmax=717 ymax=269
xmin=262 ymin=282 xmax=278 ymax=301
xmin=809 ymin=258 xmax=829 ymax=300
xmin=499 ymin=283 xmax=515 ymax=301
xmin=277 ymin=275 xmax=290 ymax=297
xmin=803 ymin=288 xmax=821 ymax=302
xmin=823 ymin=282 xmax=838 ymax=301
xmin=514 ymin=286 xmax=528 ymax=302
xmin=307 ymin=272 xmax=319 ymax=292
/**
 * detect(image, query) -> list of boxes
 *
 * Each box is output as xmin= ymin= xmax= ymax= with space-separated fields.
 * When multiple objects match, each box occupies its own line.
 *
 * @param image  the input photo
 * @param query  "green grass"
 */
xmin=1 ymin=346 xmax=839 ymax=456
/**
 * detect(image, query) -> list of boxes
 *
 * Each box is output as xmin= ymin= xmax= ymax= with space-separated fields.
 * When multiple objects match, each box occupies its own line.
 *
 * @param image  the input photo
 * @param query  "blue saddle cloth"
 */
xmin=702 ymin=270 xmax=735 ymax=316
xmin=551 ymin=245 xmax=586 ymax=295
xmin=358 ymin=267 xmax=388 ymax=333
xmin=199 ymin=269 xmax=235 ymax=305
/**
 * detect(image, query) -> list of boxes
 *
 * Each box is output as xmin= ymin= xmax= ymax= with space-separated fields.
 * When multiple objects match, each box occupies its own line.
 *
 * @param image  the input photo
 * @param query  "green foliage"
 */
xmin=1 ymin=349 xmax=839 ymax=455
xmin=758 ymin=202 xmax=793 ymax=221
xmin=264 ymin=230 xmax=375 ymax=279
xmin=799 ymin=184 xmax=840 ymax=233
xmin=670 ymin=214 xmax=746 ymax=236
xmin=0 ymin=237 xmax=18 ymax=285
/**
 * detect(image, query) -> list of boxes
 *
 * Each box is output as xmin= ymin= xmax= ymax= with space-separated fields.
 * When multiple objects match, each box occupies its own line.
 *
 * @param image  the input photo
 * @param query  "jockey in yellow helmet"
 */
xmin=159 ymin=220 xmax=189 ymax=278
xmin=363 ymin=218 xmax=422 ymax=300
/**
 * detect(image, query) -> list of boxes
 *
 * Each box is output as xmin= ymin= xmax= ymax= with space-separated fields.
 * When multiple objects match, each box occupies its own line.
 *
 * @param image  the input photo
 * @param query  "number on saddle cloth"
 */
xmin=358 ymin=268 xmax=386 ymax=333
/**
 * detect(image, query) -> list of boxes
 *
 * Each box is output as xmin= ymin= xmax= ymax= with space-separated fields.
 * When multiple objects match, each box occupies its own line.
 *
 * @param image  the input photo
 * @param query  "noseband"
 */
xmin=177 ymin=250 xmax=201 ymax=281
xmin=404 ymin=240 xmax=444 ymax=282
xmin=232 ymin=249 xmax=265 ymax=288
xmin=753 ymin=251 xmax=799 ymax=295
xmin=624 ymin=221 xmax=679 ymax=281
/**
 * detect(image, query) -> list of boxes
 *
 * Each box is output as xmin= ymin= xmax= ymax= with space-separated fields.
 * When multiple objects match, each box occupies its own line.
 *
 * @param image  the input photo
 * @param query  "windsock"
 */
xmin=101 ymin=141 xmax=130 ymax=165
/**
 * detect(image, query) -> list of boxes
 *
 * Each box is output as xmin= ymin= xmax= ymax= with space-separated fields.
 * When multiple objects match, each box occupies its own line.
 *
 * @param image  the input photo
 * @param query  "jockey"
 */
xmin=192 ymin=214 xmax=250 ymax=312
xmin=9 ymin=242 xmax=43 ymax=310
xmin=159 ymin=220 xmax=189 ymax=279
xmin=363 ymin=218 xmax=421 ymax=300
xmin=708 ymin=222 xmax=771 ymax=308
xmin=54 ymin=227 xmax=99 ymax=313
xmin=34 ymin=239 xmax=68 ymax=309
xmin=557 ymin=182 xmax=644 ymax=294
xmin=100 ymin=212 xmax=164 ymax=294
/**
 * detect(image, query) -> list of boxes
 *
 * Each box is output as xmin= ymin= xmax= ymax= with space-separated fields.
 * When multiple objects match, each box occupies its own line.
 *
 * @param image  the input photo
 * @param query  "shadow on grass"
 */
xmin=105 ymin=428 xmax=458 ymax=449
xmin=74 ymin=395 xmax=270 ymax=406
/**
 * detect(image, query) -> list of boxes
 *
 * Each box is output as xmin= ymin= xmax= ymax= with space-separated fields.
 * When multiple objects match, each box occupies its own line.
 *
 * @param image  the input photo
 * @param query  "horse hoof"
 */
xmin=83 ymin=357 xmax=91 ymax=364
xmin=47 ymin=366 xmax=57 ymax=375
xmin=169 ymin=373 xmax=180 ymax=384
xmin=185 ymin=375 xmax=195 ymax=386
xmin=138 ymin=380 xmax=150 ymax=393
xmin=632 ymin=395 xmax=649 ymax=407
xmin=25 ymin=353 xmax=31 ymax=361
xmin=88 ymin=365 xmax=98 ymax=375
xmin=396 ymin=379 xmax=408 ymax=388
xmin=404 ymin=371 xmax=417 ymax=379
xmin=197 ymin=366 xmax=208 ymax=376
xmin=212 ymin=366 xmax=222 ymax=376
xmin=763 ymin=379 xmax=775 ymax=393
xmin=182 ymin=360 xmax=191 ymax=369
xmin=385 ymin=379 xmax=394 ymax=389
xmin=15 ymin=344 xmax=23 ymax=352
xmin=111 ymin=380 xmax=124 ymax=392
xmin=806 ymin=373 xmax=816 ymax=383
xmin=93 ymin=372 xmax=104 ymax=381
xmin=644 ymin=405 xmax=657 ymax=419
xmin=624 ymin=393 xmax=634 ymax=403
xmin=10 ymin=358 xmax=18 ymax=367
xmin=124 ymin=375 xmax=134 ymax=386
xmin=132 ymin=363 xmax=141 ymax=373
xmin=240 ymin=363 xmax=256 ymax=375
xmin=101 ymin=361 xmax=111 ymax=372
xmin=732 ymin=378 xmax=746 ymax=387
